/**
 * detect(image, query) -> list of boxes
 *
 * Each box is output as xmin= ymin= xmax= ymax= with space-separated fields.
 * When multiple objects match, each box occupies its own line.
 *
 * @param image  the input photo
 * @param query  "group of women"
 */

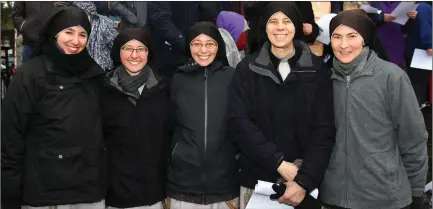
xmin=2 ymin=2 xmax=428 ymax=209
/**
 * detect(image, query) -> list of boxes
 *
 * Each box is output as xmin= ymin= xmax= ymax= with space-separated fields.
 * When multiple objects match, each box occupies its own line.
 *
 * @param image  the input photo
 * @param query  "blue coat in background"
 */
xmin=404 ymin=3 xmax=432 ymax=58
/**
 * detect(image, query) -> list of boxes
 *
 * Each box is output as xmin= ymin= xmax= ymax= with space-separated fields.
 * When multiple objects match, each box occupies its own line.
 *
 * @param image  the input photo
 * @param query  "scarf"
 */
xmin=333 ymin=47 xmax=370 ymax=76
xmin=274 ymin=49 xmax=296 ymax=81
xmin=73 ymin=1 xmax=118 ymax=71
xmin=117 ymin=65 xmax=151 ymax=97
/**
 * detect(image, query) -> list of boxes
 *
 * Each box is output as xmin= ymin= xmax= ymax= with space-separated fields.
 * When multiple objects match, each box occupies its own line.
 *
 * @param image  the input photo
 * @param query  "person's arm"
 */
xmin=109 ymin=1 xmax=138 ymax=25
xmin=11 ymin=1 xmax=26 ymax=33
xmin=1 ymin=67 xmax=38 ymax=209
xmin=228 ymin=61 xmax=285 ymax=172
xmin=390 ymin=73 xmax=428 ymax=198
xmin=417 ymin=4 xmax=432 ymax=51
xmin=148 ymin=2 xmax=185 ymax=53
xmin=293 ymin=62 xmax=336 ymax=193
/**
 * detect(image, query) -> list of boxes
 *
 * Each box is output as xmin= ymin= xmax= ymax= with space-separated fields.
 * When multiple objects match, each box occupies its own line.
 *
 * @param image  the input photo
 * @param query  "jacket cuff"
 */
xmin=274 ymin=153 xmax=284 ymax=170
xmin=294 ymin=172 xmax=314 ymax=193
xmin=411 ymin=188 xmax=424 ymax=197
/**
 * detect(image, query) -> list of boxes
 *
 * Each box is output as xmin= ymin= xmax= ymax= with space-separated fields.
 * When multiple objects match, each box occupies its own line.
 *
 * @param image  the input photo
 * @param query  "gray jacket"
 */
xmin=320 ymin=51 xmax=428 ymax=209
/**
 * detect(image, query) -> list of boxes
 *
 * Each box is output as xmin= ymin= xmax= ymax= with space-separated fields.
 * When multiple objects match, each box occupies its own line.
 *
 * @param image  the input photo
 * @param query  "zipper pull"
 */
xmin=204 ymin=68 xmax=208 ymax=80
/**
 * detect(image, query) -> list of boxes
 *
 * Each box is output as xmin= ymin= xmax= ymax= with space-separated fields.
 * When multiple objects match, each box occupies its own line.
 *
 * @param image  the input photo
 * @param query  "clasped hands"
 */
xmin=270 ymin=161 xmax=306 ymax=206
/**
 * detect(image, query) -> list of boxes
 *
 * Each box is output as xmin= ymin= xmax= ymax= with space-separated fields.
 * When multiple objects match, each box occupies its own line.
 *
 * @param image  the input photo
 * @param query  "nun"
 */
xmin=2 ymin=7 xmax=106 ymax=209
xmin=102 ymin=28 xmax=170 ymax=209
xmin=227 ymin=2 xmax=335 ymax=208
xmin=319 ymin=9 xmax=428 ymax=209
xmin=166 ymin=21 xmax=239 ymax=209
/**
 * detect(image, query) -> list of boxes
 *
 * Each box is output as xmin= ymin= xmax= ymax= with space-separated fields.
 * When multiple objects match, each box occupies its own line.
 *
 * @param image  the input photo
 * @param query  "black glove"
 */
xmin=270 ymin=183 xmax=286 ymax=200
xmin=411 ymin=196 xmax=430 ymax=209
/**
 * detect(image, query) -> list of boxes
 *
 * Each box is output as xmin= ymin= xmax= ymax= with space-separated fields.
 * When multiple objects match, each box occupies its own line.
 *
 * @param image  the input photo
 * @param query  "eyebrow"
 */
xmin=123 ymin=45 xmax=146 ymax=48
xmin=333 ymin=32 xmax=358 ymax=36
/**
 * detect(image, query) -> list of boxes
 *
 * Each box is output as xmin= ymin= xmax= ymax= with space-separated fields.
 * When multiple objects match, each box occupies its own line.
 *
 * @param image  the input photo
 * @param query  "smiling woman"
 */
xmin=2 ymin=7 xmax=106 ymax=209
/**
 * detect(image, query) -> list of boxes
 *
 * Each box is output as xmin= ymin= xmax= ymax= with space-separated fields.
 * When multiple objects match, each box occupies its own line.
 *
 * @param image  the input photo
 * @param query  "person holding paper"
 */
xmin=404 ymin=2 xmax=432 ymax=106
xmin=228 ymin=2 xmax=335 ymax=208
xmin=369 ymin=2 xmax=418 ymax=68
xmin=320 ymin=10 xmax=428 ymax=209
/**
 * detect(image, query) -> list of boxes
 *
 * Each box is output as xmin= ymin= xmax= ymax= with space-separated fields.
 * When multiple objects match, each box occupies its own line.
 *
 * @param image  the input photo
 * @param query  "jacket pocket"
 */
xmin=167 ymin=129 xmax=200 ymax=184
xmin=38 ymin=147 xmax=85 ymax=192
xmin=360 ymin=152 xmax=401 ymax=197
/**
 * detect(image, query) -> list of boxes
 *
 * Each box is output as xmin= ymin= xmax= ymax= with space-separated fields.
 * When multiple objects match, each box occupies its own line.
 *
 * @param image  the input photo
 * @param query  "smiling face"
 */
xmin=120 ymin=39 xmax=148 ymax=75
xmin=266 ymin=12 xmax=295 ymax=50
xmin=190 ymin=34 xmax=218 ymax=67
xmin=331 ymin=25 xmax=364 ymax=63
xmin=56 ymin=26 xmax=88 ymax=54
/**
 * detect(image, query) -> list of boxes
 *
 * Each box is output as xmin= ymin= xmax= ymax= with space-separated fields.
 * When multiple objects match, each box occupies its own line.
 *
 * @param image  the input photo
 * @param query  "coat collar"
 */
xmin=249 ymin=40 xmax=315 ymax=84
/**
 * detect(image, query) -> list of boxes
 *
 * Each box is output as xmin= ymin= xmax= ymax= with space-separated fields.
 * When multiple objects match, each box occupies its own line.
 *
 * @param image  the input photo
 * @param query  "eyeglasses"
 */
xmin=121 ymin=46 xmax=148 ymax=54
xmin=190 ymin=42 xmax=217 ymax=49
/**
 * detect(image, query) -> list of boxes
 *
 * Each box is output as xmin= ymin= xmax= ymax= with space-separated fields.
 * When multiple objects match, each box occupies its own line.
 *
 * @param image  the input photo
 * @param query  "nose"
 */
xmin=277 ymin=22 xmax=284 ymax=30
xmin=71 ymin=34 xmax=80 ymax=45
xmin=199 ymin=45 xmax=208 ymax=53
xmin=130 ymin=49 xmax=139 ymax=58
xmin=340 ymin=37 xmax=349 ymax=49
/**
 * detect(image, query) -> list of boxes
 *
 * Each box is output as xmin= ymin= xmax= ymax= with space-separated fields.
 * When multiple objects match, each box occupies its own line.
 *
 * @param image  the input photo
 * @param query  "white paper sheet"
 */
xmin=315 ymin=13 xmax=337 ymax=45
xmin=410 ymin=49 xmax=432 ymax=71
xmin=391 ymin=2 xmax=419 ymax=25
xmin=246 ymin=180 xmax=319 ymax=209
xmin=425 ymin=181 xmax=432 ymax=192
xmin=360 ymin=4 xmax=382 ymax=14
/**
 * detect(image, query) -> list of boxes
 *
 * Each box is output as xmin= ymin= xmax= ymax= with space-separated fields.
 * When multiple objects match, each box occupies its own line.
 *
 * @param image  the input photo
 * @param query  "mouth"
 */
xmin=198 ymin=56 xmax=210 ymax=61
xmin=128 ymin=61 xmax=141 ymax=65
xmin=339 ymin=51 xmax=352 ymax=55
xmin=274 ymin=34 xmax=288 ymax=39
xmin=67 ymin=46 xmax=80 ymax=52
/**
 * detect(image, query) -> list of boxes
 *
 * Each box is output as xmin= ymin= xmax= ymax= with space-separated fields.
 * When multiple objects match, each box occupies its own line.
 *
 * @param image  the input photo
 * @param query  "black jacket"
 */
xmin=102 ymin=69 xmax=170 ymax=208
xmin=110 ymin=1 xmax=148 ymax=31
xmin=1 ymin=55 xmax=106 ymax=208
xmin=228 ymin=41 xmax=335 ymax=192
xmin=11 ymin=2 xmax=55 ymax=45
xmin=295 ymin=2 xmax=321 ymax=44
xmin=167 ymin=60 xmax=239 ymax=200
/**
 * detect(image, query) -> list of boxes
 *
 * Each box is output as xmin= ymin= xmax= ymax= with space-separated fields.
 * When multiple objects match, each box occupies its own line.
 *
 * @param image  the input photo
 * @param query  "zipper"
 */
xmin=344 ymin=76 xmax=350 ymax=207
xmin=203 ymin=68 xmax=209 ymax=194
xmin=171 ymin=142 xmax=179 ymax=156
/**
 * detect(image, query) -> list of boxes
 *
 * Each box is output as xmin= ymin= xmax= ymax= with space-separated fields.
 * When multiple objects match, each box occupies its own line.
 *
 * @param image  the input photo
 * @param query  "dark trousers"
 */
xmin=405 ymin=56 xmax=431 ymax=105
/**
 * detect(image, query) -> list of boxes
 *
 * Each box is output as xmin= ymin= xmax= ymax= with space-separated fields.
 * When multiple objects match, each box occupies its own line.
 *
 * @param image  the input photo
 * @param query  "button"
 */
xmin=58 ymin=154 xmax=63 ymax=159
xmin=59 ymin=85 xmax=64 ymax=90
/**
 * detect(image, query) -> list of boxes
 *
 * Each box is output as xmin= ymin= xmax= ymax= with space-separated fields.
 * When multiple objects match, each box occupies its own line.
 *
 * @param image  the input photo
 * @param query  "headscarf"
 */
xmin=185 ymin=21 xmax=228 ymax=65
xmin=32 ymin=7 xmax=95 ymax=76
xmin=329 ymin=9 xmax=390 ymax=61
xmin=72 ymin=1 xmax=119 ymax=71
xmin=262 ymin=2 xmax=304 ymax=40
xmin=216 ymin=11 xmax=247 ymax=43
xmin=110 ymin=28 xmax=153 ymax=68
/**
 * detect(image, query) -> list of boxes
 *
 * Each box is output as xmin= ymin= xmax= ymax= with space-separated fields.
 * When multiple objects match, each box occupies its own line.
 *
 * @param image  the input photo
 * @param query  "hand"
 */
xmin=407 ymin=10 xmax=418 ymax=19
xmin=278 ymin=181 xmax=306 ymax=206
xmin=277 ymin=161 xmax=298 ymax=182
xmin=303 ymin=23 xmax=313 ymax=36
xmin=384 ymin=14 xmax=396 ymax=22
xmin=426 ymin=49 xmax=432 ymax=56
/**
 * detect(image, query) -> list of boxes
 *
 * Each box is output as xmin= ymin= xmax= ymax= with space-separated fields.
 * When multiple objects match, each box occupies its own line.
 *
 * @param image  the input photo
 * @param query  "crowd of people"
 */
xmin=2 ymin=1 xmax=431 ymax=209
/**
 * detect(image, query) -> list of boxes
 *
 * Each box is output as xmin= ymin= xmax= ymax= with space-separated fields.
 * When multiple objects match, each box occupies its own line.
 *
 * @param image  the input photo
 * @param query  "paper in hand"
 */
xmin=315 ymin=13 xmax=337 ymax=45
xmin=391 ymin=2 xmax=419 ymax=25
xmin=410 ymin=49 xmax=432 ymax=71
